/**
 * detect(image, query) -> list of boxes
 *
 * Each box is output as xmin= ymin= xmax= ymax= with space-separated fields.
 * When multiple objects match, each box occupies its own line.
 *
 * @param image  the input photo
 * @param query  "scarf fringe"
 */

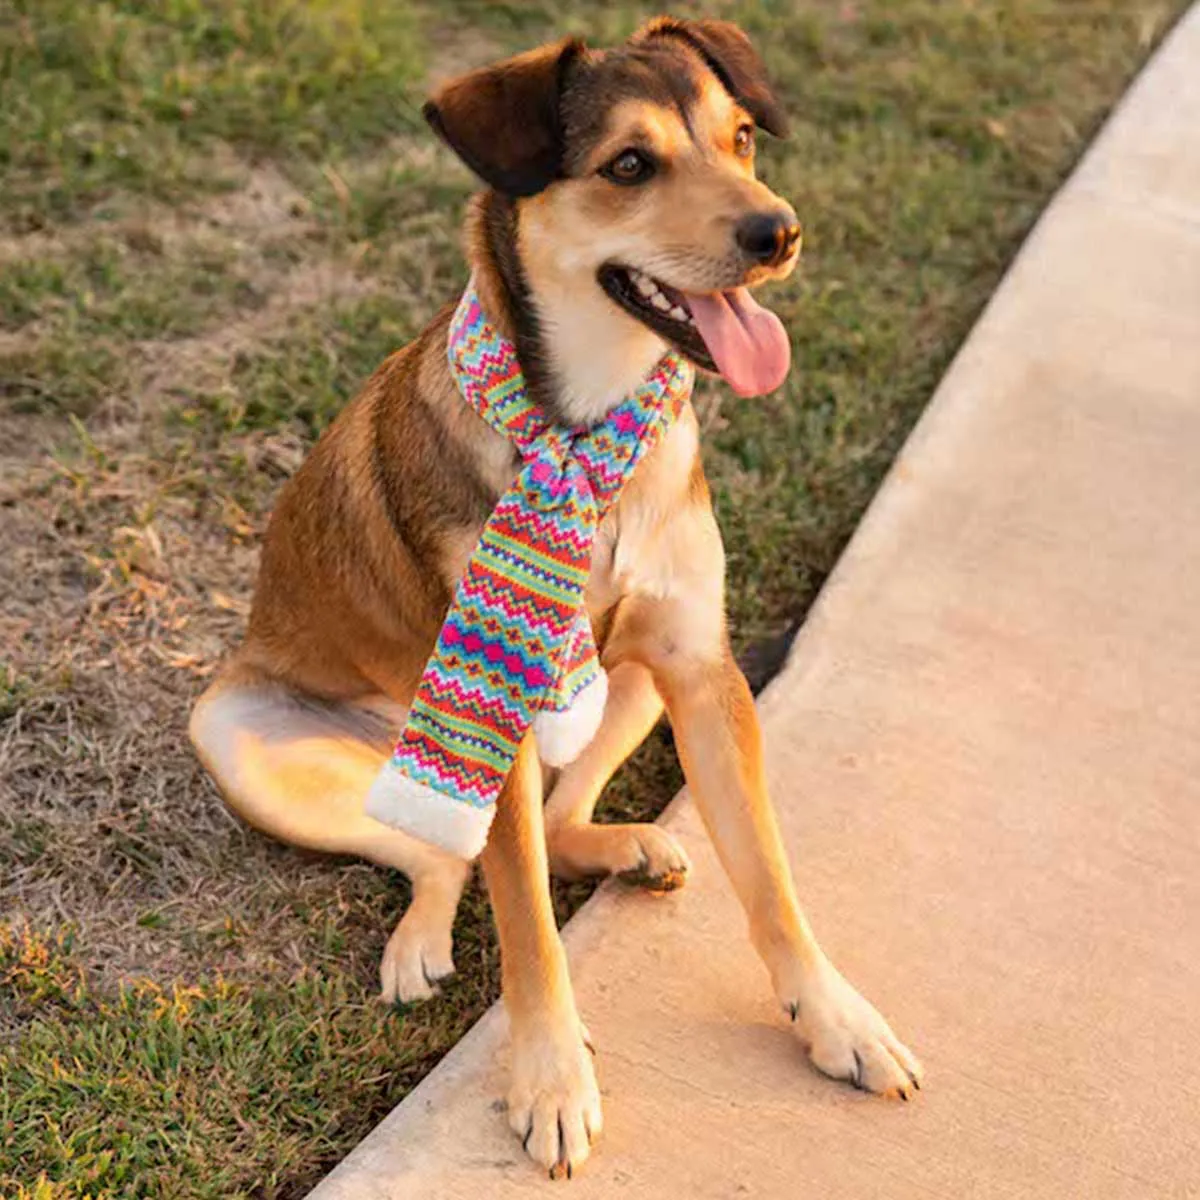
xmin=365 ymin=767 xmax=494 ymax=861
xmin=530 ymin=668 xmax=609 ymax=768
xmin=365 ymin=669 xmax=609 ymax=859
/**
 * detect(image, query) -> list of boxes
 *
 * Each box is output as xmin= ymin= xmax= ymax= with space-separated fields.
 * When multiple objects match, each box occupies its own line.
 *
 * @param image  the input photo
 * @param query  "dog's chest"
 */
xmin=454 ymin=399 xmax=715 ymax=621
xmin=586 ymin=410 xmax=705 ymax=615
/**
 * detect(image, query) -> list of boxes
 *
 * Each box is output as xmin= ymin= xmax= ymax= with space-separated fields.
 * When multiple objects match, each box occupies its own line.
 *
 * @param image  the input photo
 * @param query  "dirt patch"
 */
xmin=0 ymin=160 xmax=392 ymax=990
xmin=0 ymin=406 xmax=418 ymax=989
xmin=422 ymin=22 xmax=502 ymax=88
xmin=131 ymin=258 xmax=378 ymax=410
xmin=197 ymin=164 xmax=311 ymax=232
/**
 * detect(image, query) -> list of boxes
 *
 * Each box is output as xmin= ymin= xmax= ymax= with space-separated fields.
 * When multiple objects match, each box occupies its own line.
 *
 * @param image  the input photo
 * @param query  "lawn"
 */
xmin=0 ymin=1 xmax=1186 ymax=1195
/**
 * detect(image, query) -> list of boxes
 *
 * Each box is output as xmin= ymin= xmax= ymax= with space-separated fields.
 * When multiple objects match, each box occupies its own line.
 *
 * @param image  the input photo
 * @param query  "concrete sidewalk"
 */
xmin=311 ymin=9 xmax=1200 ymax=1197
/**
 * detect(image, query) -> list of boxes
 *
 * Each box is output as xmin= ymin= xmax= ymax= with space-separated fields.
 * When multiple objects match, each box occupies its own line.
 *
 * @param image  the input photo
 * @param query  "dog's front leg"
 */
xmin=481 ymin=735 xmax=602 ymax=1178
xmin=619 ymin=597 xmax=922 ymax=1098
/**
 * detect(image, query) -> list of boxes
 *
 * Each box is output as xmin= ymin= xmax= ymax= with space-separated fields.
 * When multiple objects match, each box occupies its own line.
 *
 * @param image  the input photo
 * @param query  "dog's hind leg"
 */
xmin=542 ymin=660 xmax=692 ymax=891
xmin=189 ymin=679 xmax=470 ymax=1003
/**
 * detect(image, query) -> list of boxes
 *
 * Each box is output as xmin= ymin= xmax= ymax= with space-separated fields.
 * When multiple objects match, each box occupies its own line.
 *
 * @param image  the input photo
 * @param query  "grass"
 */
xmin=0 ymin=924 xmax=491 ymax=1196
xmin=0 ymin=0 xmax=1186 ymax=1195
xmin=0 ymin=0 xmax=426 ymax=231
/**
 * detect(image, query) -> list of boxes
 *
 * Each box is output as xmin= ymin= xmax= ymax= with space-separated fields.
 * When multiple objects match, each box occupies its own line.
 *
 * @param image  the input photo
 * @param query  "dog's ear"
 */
xmin=638 ymin=17 xmax=788 ymax=138
xmin=423 ymin=38 xmax=585 ymax=197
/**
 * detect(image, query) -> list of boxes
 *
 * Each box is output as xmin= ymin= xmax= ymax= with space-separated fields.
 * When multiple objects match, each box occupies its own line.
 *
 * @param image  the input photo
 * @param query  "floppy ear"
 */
xmin=639 ymin=17 xmax=788 ymax=138
xmin=423 ymin=38 xmax=585 ymax=196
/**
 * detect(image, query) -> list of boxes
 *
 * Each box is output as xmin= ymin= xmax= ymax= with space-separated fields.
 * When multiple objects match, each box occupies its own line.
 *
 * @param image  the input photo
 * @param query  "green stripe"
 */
xmin=412 ymin=700 xmax=520 ymax=752
xmin=410 ymin=707 xmax=517 ymax=770
xmin=476 ymin=543 xmax=582 ymax=606
xmin=557 ymin=661 xmax=595 ymax=691
xmin=483 ymin=527 xmax=590 ymax=588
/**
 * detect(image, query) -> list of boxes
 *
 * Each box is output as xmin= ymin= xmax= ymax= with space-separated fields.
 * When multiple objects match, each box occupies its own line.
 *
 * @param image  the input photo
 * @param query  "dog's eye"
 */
xmin=602 ymin=148 xmax=656 ymax=185
xmin=734 ymin=125 xmax=755 ymax=158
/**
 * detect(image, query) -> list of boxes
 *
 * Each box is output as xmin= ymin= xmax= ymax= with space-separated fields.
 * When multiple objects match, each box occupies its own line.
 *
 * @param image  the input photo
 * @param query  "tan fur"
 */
xmin=190 ymin=18 xmax=919 ymax=1179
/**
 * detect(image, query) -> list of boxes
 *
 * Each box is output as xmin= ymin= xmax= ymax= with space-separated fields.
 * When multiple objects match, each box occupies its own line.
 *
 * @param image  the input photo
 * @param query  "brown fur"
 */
xmin=190 ymin=17 xmax=920 ymax=1179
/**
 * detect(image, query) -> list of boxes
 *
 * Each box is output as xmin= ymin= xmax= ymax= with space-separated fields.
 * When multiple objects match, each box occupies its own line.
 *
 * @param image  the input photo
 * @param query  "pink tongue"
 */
xmin=683 ymin=287 xmax=791 ymax=397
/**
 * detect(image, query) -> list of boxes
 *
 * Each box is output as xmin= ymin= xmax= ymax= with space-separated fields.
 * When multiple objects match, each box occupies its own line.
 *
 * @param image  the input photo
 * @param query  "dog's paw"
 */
xmin=785 ymin=960 xmax=922 ymax=1099
xmin=616 ymin=824 xmax=691 ymax=892
xmin=548 ymin=821 xmax=690 ymax=892
xmin=507 ymin=1025 xmax=602 ymax=1179
xmin=379 ymin=915 xmax=456 ymax=1004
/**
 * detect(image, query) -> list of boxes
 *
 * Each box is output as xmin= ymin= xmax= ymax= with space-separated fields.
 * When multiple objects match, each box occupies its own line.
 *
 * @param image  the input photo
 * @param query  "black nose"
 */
xmin=736 ymin=211 xmax=802 ymax=266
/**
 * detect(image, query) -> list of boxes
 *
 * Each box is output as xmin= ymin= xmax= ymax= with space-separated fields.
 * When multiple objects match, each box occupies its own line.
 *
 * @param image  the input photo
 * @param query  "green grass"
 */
xmin=204 ymin=293 xmax=426 ymax=435
xmin=0 ymin=0 xmax=1187 ymax=1195
xmin=1 ymin=924 xmax=492 ymax=1197
xmin=3 ymin=237 xmax=260 ymax=336
xmin=0 ymin=0 xmax=425 ymax=231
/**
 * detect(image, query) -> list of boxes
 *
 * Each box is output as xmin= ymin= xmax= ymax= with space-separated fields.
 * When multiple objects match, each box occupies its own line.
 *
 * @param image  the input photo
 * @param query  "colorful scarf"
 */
xmin=365 ymin=283 xmax=694 ymax=859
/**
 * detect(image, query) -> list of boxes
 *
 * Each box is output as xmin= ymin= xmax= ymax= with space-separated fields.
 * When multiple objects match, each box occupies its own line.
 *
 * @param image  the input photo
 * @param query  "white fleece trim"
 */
xmin=365 ymin=767 xmax=493 ymax=860
xmin=531 ymin=669 xmax=608 ymax=768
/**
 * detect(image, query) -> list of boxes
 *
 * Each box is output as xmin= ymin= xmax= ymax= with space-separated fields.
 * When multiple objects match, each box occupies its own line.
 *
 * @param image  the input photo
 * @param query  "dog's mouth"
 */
xmin=598 ymin=264 xmax=791 ymax=397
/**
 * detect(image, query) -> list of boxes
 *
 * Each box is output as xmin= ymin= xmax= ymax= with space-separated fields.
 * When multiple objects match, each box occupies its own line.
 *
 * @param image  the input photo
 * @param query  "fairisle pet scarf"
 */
xmin=365 ymin=282 xmax=694 ymax=859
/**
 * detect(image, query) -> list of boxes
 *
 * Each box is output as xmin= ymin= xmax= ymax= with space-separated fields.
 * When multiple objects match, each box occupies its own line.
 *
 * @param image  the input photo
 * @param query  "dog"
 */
xmin=190 ymin=17 xmax=921 ymax=1178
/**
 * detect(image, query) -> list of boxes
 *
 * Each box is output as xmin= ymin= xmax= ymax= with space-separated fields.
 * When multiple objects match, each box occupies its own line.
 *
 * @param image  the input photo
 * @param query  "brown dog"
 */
xmin=190 ymin=17 xmax=921 ymax=1178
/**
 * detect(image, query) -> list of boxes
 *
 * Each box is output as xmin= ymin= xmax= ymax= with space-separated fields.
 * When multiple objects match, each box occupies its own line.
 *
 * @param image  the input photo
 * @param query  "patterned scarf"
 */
xmin=365 ymin=283 xmax=694 ymax=859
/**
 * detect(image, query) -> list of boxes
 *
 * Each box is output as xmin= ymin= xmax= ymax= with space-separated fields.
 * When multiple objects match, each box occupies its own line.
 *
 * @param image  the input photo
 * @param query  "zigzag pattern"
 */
xmin=379 ymin=280 xmax=693 ymax=832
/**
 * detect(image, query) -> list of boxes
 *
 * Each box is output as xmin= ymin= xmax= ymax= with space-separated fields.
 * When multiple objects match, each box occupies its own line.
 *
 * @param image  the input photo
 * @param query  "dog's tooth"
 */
xmin=650 ymin=292 xmax=670 ymax=312
xmin=635 ymin=275 xmax=656 ymax=297
xmin=668 ymin=304 xmax=687 ymax=321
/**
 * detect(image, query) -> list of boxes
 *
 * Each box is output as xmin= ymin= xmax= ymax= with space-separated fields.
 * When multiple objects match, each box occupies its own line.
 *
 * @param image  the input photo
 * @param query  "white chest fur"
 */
xmin=588 ymin=408 xmax=725 ymax=642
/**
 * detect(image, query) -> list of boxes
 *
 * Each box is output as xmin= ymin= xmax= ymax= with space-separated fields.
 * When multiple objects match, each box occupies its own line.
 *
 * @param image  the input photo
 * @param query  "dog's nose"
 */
xmin=736 ymin=211 xmax=802 ymax=267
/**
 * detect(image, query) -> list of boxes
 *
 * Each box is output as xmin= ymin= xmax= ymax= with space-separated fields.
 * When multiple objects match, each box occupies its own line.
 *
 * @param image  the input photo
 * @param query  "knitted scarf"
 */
xmin=365 ymin=282 xmax=694 ymax=859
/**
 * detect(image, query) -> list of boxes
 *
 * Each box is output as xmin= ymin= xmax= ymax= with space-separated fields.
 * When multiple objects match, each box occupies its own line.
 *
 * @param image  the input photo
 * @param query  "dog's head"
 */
xmin=426 ymin=18 xmax=798 ymax=404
